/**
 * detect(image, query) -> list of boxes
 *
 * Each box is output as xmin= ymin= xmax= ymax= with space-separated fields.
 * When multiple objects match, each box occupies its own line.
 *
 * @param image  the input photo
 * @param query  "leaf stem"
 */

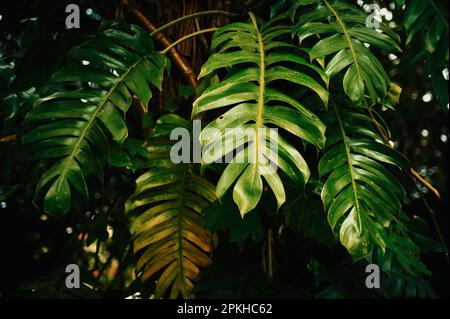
xmin=150 ymin=10 xmax=237 ymax=36
xmin=159 ymin=28 xmax=218 ymax=54
xmin=267 ymin=229 xmax=274 ymax=280
xmin=413 ymin=180 xmax=449 ymax=264
xmin=410 ymin=169 xmax=441 ymax=200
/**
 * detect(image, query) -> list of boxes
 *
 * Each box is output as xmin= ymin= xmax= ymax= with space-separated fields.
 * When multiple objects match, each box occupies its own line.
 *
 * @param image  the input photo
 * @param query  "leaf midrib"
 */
xmin=333 ymin=103 xmax=363 ymax=233
xmin=324 ymin=0 xmax=363 ymax=89
xmin=249 ymin=12 xmax=265 ymax=174
xmin=175 ymin=167 xmax=188 ymax=297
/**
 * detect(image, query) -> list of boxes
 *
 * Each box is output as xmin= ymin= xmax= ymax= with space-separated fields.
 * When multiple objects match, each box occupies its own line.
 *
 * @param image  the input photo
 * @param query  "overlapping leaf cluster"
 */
xmin=22 ymin=23 xmax=168 ymax=216
xmin=292 ymin=0 xmax=401 ymax=105
xmin=12 ymin=0 xmax=443 ymax=299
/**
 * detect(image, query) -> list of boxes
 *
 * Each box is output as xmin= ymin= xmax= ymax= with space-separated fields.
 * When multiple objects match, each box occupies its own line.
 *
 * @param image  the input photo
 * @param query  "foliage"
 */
xmin=397 ymin=0 xmax=449 ymax=111
xmin=22 ymin=23 xmax=168 ymax=216
xmin=194 ymin=12 xmax=328 ymax=216
xmin=0 ymin=0 xmax=448 ymax=299
xmin=126 ymin=114 xmax=216 ymax=298
xmin=293 ymin=0 xmax=401 ymax=105
xmin=319 ymin=104 xmax=409 ymax=260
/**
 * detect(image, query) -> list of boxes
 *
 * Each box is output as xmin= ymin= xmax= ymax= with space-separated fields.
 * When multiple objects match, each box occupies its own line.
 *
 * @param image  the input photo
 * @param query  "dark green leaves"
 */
xmin=401 ymin=0 xmax=449 ymax=111
xmin=293 ymin=0 xmax=401 ymax=105
xmin=203 ymin=192 xmax=263 ymax=249
xmin=282 ymin=195 xmax=335 ymax=247
xmin=403 ymin=0 xmax=448 ymax=50
xmin=193 ymin=13 xmax=328 ymax=217
xmin=373 ymin=213 xmax=436 ymax=298
xmin=23 ymin=24 xmax=168 ymax=216
xmin=319 ymin=105 xmax=409 ymax=260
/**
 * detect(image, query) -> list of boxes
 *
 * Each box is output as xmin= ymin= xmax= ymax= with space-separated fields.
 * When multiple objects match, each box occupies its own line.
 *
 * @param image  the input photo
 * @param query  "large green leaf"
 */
xmin=193 ymin=13 xmax=328 ymax=217
xmin=22 ymin=23 xmax=168 ymax=216
xmin=319 ymin=104 xmax=409 ymax=260
xmin=293 ymin=0 xmax=401 ymax=105
xmin=126 ymin=114 xmax=216 ymax=299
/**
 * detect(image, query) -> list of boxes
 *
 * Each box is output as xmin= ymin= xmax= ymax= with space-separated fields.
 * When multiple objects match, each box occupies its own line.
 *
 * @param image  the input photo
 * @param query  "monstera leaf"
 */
xmin=193 ymin=13 xmax=329 ymax=217
xmin=126 ymin=114 xmax=216 ymax=299
xmin=319 ymin=104 xmax=409 ymax=260
xmin=292 ymin=0 xmax=401 ymax=105
xmin=22 ymin=23 xmax=168 ymax=216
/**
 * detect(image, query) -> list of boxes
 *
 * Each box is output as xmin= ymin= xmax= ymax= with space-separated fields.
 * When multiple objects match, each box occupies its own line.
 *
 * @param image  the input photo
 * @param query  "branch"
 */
xmin=0 ymin=134 xmax=16 ymax=142
xmin=120 ymin=0 xmax=198 ymax=87
xmin=368 ymin=109 xmax=441 ymax=200
xmin=410 ymin=168 xmax=441 ymax=200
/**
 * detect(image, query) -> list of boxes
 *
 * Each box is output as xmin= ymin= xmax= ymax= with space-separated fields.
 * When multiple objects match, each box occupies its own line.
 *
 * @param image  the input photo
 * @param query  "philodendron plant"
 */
xmin=1 ymin=0 xmax=447 ymax=299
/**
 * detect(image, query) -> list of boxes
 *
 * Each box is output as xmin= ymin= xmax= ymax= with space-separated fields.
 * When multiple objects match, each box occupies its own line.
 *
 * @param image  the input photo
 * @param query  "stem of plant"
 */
xmin=150 ymin=10 xmax=236 ymax=36
xmin=159 ymin=28 xmax=218 ymax=54
xmin=268 ymin=229 xmax=274 ymax=280
xmin=413 ymin=180 xmax=449 ymax=264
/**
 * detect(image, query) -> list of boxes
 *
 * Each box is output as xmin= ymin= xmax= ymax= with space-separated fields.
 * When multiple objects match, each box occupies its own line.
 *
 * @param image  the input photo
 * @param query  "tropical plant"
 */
xmin=292 ymin=0 xmax=401 ymax=105
xmin=0 ymin=0 xmax=447 ymax=299
xmin=126 ymin=114 xmax=216 ymax=298
xmin=22 ymin=22 xmax=168 ymax=216
xmin=319 ymin=103 xmax=409 ymax=260
xmin=193 ymin=12 xmax=328 ymax=216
